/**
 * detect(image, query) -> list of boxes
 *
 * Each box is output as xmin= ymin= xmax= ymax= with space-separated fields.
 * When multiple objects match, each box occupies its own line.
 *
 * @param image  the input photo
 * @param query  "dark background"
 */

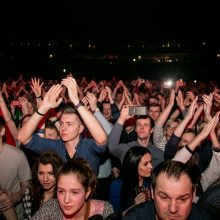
xmin=0 ymin=1 xmax=220 ymax=81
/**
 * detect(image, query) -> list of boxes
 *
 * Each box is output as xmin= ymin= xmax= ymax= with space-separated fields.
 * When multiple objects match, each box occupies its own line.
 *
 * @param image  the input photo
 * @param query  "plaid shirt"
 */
xmin=23 ymin=186 xmax=32 ymax=219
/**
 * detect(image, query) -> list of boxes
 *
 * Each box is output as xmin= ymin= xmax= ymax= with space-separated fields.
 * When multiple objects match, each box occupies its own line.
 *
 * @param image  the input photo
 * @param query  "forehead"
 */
xmin=60 ymin=113 xmax=80 ymax=122
xmin=136 ymin=118 xmax=150 ymax=124
xmin=58 ymin=173 xmax=82 ymax=188
xmin=155 ymin=173 xmax=193 ymax=196
xmin=38 ymin=163 xmax=53 ymax=171
xmin=103 ymin=103 xmax=111 ymax=108
xmin=139 ymin=153 xmax=151 ymax=163
xmin=149 ymin=106 xmax=160 ymax=111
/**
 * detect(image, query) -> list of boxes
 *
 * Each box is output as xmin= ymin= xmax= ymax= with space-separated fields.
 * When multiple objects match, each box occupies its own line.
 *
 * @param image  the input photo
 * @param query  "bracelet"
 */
xmin=36 ymin=109 xmax=45 ymax=116
xmin=36 ymin=129 xmax=45 ymax=134
xmin=35 ymin=95 xmax=42 ymax=99
xmin=185 ymin=145 xmax=193 ymax=154
xmin=74 ymin=101 xmax=83 ymax=110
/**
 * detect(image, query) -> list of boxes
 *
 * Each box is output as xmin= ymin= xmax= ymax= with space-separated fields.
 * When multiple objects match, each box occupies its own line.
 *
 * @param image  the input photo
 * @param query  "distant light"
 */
xmin=202 ymin=42 xmax=206 ymax=46
xmin=110 ymin=61 xmax=112 ymax=65
xmin=162 ymin=44 xmax=165 ymax=48
xmin=164 ymin=80 xmax=173 ymax=87
xmin=128 ymin=45 xmax=131 ymax=48
xmin=49 ymin=54 xmax=53 ymax=59
xmin=142 ymin=45 xmax=145 ymax=48
xmin=194 ymin=80 xmax=197 ymax=83
xmin=138 ymin=55 xmax=141 ymax=59
xmin=27 ymin=42 xmax=30 ymax=46
xmin=167 ymin=42 xmax=170 ymax=47
xmin=88 ymin=44 xmax=91 ymax=48
xmin=48 ymin=43 xmax=51 ymax=46
xmin=69 ymin=44 xmax=73 ymax=49
xmin=38 ymin=43 xmax=41 ymax=46
xmin=93 ymin=45 xmax=96 ymax=49
xmin=133 ymin=58 xmax=136 ymax=62
xmin=217 ymin=54 xmax=220 ymax=58
xmin=63 ymin=69 xmax=66 ymax=73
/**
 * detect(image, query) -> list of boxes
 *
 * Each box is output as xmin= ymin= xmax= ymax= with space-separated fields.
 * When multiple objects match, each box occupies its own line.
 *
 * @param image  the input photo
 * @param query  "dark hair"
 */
xmin=59 ymin=103 xmax=83 ymax=123
xmin=0 ymin=116 xmax=5 ymax=131
xmin=56 ymin=158 xmax=97 ymax=199
xmin=151 ymin=160 xmax=197 ymax=192
xmin=136 ymin=115 xmax=155 ymax=128
xmin=31 ymin=151 xmax=63 ymax=215
xmin=45 ymin=120 xmax=59 ymax=134
xmin=121 ymin=146 xmax=151 ymax=211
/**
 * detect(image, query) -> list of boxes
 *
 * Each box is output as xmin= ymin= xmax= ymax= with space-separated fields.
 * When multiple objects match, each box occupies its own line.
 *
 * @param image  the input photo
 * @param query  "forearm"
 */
xmin=174 ymin=118 xmax=190 ymax=137
xmin=17 ymin=105 xmax=49 ymax=144
xmin=77 ymin=106 xmax=107 ymax=145
xmin=94 ymin=111 xmax=113 ymax=135
xmin=156 ymin=103 xmax=174 ymax=127
xmin=188 ymin=105 xmax=203 ymax=128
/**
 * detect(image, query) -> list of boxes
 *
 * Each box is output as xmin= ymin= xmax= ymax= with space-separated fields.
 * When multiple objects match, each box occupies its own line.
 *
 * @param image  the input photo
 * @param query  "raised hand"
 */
xmin=203 ymin=93 xmax=213 ymax=122
xmin=31 ymin=77 xmax=44 ymax=98
xmin=85 ymin=92 xmax=97 ymax=112
xmin=61 ymin=77 xmax=79 ymax=105
xmin=42 ymin=84 xmax=63 ymax=109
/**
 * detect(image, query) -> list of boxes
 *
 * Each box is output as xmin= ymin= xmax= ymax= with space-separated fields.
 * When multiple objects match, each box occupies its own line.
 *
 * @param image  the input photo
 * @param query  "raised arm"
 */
xmin=174 ymin=97 xmax=198 ymax=137
xmin=17 ymin=84 xmax=63 ymax=144
xmin=61 ymin=77 xmax=107 ymax=145
xmin=156 ymin=90 xmax=175 ymax=127
xmin=0 ymin=91 xmax=18 ymax=141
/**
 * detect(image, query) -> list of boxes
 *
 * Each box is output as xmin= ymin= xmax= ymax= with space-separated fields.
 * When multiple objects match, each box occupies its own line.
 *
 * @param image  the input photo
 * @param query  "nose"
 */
xmin=149 ymin=162 xmax=153 ymax=169
xmin=168 ymin=200 xmax=178 ymax=214
xmin=64 ymin=193 xmax=71 ymax=204
xmin=43 ymin=174 xmax=48 ymax=182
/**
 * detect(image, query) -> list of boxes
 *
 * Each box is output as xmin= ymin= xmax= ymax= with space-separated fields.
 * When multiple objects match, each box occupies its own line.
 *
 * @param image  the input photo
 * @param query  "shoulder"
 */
xmin=124 ymin=200 xmax=155 ymax=220
xmin=190 ymin=203 xmax=216 ymax=220
xmin=90 ymin=199 xmax=114 ymax=218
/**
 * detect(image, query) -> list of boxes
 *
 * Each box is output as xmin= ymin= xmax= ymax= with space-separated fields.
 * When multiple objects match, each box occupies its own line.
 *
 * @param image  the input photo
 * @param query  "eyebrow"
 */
xmin=158 ymin=191 xmax=191 ymax=199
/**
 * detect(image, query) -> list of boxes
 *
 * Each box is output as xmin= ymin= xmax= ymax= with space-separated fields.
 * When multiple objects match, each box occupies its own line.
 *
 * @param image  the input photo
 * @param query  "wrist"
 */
xmin=74 ymin=100 xmax=83 ymax=110
xmin=118 ymin=118 xmax=125 ymax=125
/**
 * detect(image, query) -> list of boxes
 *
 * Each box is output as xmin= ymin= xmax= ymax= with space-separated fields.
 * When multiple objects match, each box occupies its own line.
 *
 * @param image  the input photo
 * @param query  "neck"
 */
xmin=137 ymin=137 xmax=150 ymax=147
xmin=65 ymin=137 xmax=80 ymax=158
xmin=0 ymin=139 xmax=4 ymax=152
xmin=138 ymin=176 xmax=144 ymax=186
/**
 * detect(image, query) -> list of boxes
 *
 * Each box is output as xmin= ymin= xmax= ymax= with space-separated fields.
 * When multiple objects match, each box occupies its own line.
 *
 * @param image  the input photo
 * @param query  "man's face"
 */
xmin=179 ymin=132 xmax=195 ymax=147
xmin=135 ymin=118 xmax=153 ymax=140
xmin=148 ymin=106 xmax=161 ymax=121
xmin=45 ymin=128 xmax=59 ymax=140
xmin=102 ymin=103 xmax=112 ymax=120
xmin=59 ymin=114 xmax=83 ymax=142
xmin=152 ymin=173 xmax=195 ymax=220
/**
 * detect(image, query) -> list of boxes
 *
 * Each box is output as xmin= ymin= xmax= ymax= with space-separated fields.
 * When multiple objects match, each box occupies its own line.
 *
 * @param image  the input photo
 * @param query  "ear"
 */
xmin=151 ymin=186 xmax=155 ymax=200
xmin=85 ymin=187 xmax=92 ymax=200
xmin=150 ymin=127 xmax=154 ymax=134
xmin=192 ymin=188 xmax=196 ymax=201
xmin=0 ymin=127 xmax=5 ymax=137
xmin=79 ymin=124 xmax=84 ymax=134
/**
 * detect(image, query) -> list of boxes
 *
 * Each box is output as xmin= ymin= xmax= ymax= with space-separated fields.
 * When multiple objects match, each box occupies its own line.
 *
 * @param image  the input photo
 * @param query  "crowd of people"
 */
xmin=0 ymin=74 xmax=220 ymax=220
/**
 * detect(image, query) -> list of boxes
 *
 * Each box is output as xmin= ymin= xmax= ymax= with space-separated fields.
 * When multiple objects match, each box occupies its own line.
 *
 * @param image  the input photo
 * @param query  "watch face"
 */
xmin=95 ymin=107 xmax=99 ymax=112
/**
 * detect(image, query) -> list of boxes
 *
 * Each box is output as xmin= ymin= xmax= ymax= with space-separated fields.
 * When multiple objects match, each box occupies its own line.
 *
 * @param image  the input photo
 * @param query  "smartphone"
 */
xmin=11 ymin=101 xmax=21 ymax=107
xmin=129 ymin=106 xmax=147 ymax=115
xmin=135 ymin=186 xmax=145 ymax=195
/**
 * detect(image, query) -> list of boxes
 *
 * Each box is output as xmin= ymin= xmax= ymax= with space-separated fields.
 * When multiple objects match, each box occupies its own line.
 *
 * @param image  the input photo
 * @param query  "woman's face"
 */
xmin=37 ymin=163 xmax=56 ymax=191
xmin=57 ymin=173 xmax=91 ymax=218
xmin=138 ymin=153 xmax=153 ymax=178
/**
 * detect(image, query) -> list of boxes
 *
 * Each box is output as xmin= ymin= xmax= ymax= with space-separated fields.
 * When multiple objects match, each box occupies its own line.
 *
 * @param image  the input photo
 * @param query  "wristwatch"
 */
xmin=93 ymin=107 xmax=100 ymax=113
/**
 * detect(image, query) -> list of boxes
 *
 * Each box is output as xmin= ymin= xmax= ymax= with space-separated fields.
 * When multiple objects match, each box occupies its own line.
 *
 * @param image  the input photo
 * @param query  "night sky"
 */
xmin=1 ymin=1 xmax=220 ymax=42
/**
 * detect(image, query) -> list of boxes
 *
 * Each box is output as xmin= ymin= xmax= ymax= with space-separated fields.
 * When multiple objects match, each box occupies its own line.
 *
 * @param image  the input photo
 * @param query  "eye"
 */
xmin=57 ymin=189 xmax=64 ymax=194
